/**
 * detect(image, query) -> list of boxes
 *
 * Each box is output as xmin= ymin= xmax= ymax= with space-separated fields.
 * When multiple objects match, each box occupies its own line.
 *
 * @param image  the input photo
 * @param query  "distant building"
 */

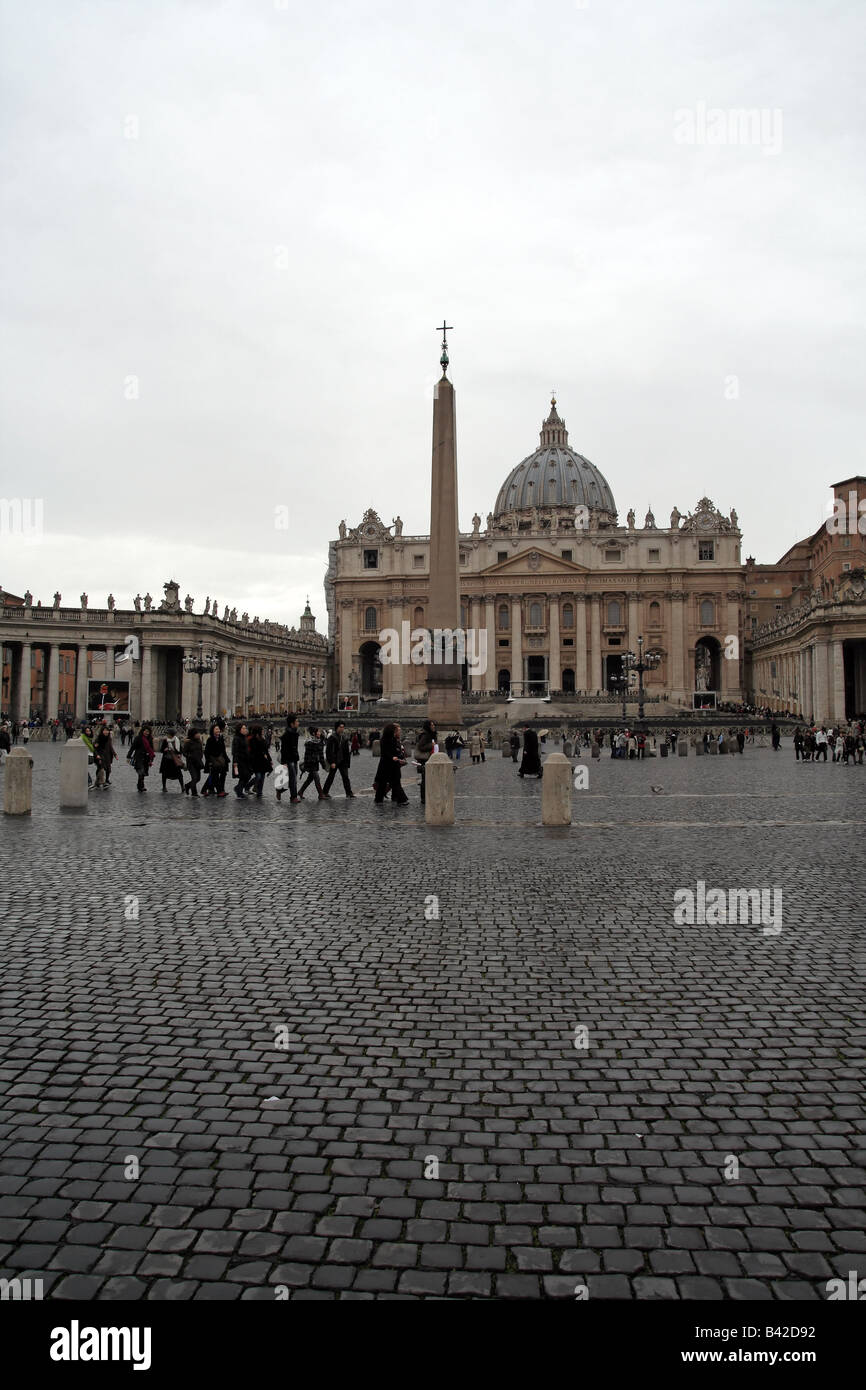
xmin=326 ymin=396 xmax=746 ymax=708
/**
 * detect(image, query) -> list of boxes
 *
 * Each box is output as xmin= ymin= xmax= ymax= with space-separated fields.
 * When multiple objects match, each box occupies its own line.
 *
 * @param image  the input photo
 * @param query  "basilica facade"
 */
xmin=325 ymin=397 xmax=746 ymax=708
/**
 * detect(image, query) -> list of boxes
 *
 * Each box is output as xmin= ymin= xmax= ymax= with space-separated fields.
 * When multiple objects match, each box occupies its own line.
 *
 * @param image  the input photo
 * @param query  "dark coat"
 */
xmin=280 ymin=726 xmax=300 ymax=763
xmin=248 ymin=734 xmax=272 ymax=773
xmin=519 ymin=729 xmax=542 ymax=776
xmin=326 ymin=731 xmax=350 ymax=767
xmin=204 ymin=734 xmax=227 ymax=770
xmin=416 ymin=726 xmax=435 ymax=762
xmin=183 ymin=737 xmax=204 ymax=772
xmin=302 ymin=737 xmax=325 ymax=771
xmin=130 ymin=732 xmax=155 ymax=774
xmin=375 ymin=731 xmax=406 ymax=791
xmin=231 ymin=732 xmax=251 ymax=772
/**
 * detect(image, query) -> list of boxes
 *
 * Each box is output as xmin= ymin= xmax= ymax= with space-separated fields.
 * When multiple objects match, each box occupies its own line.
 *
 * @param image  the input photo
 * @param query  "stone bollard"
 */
xmin=709 ymin=741 xmax=718 ymax=755
xmin=660 ymin=744 xmax=668 ymax=758
xmin=563 ymin=741 xmax=573 ymax=757
xmin=60 ymin=736 xmax=89 ymax=810
xmin=424 ymin=752 xmax=454 ymax=826
xmin=541 ymin=752 xmax=572 ymax=826
xmin=3 ymin=747 xmax=34 ymax=815
xmin=695 ymin=742 xmax=704 ymax=755
xmin=502 ymin=741 xmax=511 ymax=758
xmin=678 ymin=741 xmax=688 ymax=756
xmin=591 ymin=743 xmax=601 ymax=759
xmin=371 ymin=740 xmax=381 ymax=757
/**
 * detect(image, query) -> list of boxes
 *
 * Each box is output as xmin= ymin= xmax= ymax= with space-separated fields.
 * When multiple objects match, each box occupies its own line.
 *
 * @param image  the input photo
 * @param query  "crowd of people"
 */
xmin=792 ymin=722 xmax=865 ymax=762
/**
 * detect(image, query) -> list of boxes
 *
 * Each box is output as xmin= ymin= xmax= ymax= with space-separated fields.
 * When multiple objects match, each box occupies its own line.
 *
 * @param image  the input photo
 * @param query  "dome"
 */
xmin=493 ymin=397 xmax=617 ymax=519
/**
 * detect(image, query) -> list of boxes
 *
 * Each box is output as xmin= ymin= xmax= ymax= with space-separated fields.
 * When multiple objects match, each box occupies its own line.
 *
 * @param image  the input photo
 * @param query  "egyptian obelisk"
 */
xmin=426 ymin=323 xmax=463 ymax=727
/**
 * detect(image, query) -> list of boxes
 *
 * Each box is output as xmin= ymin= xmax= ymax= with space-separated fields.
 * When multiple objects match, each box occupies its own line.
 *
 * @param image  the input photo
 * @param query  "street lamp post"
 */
xmin=623 ymin=636 xmax=661 ymax=722
xmin=183 ymin=641 xmax=218 ymax=730
xmin=302 ymin=668 xmax=324 ymax=713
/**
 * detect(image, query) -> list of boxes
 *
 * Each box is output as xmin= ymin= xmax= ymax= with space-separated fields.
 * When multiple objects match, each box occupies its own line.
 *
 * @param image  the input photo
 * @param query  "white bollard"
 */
xmin=60 ymin=736 xmax=89 ymax=809
xmin=541 ymin=752 xmax=572 ymax=826
xmin=424 ymin=751 xmax=454 ymax=826
xmin=3 ymin=747 xmax=33 ymax=815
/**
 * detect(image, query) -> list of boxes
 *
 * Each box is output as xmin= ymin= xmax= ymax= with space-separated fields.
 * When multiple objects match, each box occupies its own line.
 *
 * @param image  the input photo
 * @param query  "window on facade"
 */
xmin=364 ymin=606 xmax=377 ymax=631
xmin=605 ymin=548 xmax=622 ymax=562
xmin=607 ymin=600 xmax=621 ymax=626
xmin=700 ymin=600 xmax=714 ymax=626
xmin=698 ymin=540 xmax=714 ymax=561
xmin=563 ymin=638 xmax=574 ymax=647
xmin=562 ymin=603 xmax=574 ymax=629
xmin=459 ymin=551 xmax=468 ymax=566
xmin=649 ymin=601 xmax=661 ymax=626
xmin=498 ymin=638 xmax=509 ymax=648
xmin=529 ymin=602 xmax=542 ymax=627
xmin=561 ymin=549 xmax=573 ymax=561
xmin=413 ymin=554 xmax=424 ymax=568
xmin=363 ymin=549 xmax=378 ymax=569
xmin=414 ymin=606 xmax=424 ymax=627
xmin=497 ymin=551 xmax=507 ymax=563
xmin=648 ymin=548 xmax=660 ymax=563
xmin=843 ymin=561 xmax=851 ymax=571
xmin=498 ymin=604 xmax=509 ymax=630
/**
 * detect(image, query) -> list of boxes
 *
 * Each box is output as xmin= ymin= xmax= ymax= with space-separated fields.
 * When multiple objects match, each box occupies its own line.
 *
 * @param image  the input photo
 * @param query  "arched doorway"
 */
xmin=562 ymin=668 xmax=575 ymax=693
xmin=498 ymin=668 xmax=511 ymax=693
xmin=694 ymin=637 xmax=721 ymax=692
xmin=359 ymin=641 xmax=382 ymax=698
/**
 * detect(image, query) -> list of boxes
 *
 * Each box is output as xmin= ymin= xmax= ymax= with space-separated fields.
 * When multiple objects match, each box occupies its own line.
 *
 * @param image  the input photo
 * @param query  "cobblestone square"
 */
xmin=1 ymin=740 xmax=864 ymax=1300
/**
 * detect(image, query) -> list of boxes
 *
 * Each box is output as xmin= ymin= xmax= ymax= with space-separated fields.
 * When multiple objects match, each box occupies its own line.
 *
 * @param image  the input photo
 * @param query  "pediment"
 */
xmin=482 ymin=548 xmax=590 ymax=577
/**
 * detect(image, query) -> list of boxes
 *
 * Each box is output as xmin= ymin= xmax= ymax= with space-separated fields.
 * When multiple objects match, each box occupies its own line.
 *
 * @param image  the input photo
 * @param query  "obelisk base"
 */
xmin=426 ymin=666 xmax=462 ymax=729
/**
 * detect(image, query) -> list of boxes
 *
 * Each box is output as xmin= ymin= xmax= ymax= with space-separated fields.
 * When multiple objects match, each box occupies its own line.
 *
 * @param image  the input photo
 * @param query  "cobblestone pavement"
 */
xmin=1 ymin=740 xmax=864 ymax=1300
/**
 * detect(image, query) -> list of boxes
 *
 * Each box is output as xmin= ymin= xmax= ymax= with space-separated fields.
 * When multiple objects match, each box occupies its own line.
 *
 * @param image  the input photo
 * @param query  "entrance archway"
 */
xmin=562 ymin=668 xmax=575 ymax=694
xmin=498 ymin=668 xmax=511 ymax=693
xmin=359 ymin=641 xmax=382 ymax=698
xmin=605 ymin=654 xmax=624 ymax=691
xmin=694 ymin=637 xmax=721 ymax=692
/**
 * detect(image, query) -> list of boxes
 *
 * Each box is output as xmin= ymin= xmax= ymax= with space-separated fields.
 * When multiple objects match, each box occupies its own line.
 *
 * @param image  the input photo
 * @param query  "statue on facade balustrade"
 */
xmin=627 ymin=509 xmax=636 ymax=528
xmin=107 ymin=594 xmax=115 ymax=611
xmin=392 ymin=515 xmax=403 ymax=536
xmin=80 ymin=593 xmax=88 ymax=609
xmin=223 ymin=606 xmax=229 ymax=621
xmin=134 ymin=594 xmax=142 ymax=612
xmin=670 ymin=506 xmax=681 ymax=529
xmin=53 ymin=592 xmax=61 ymax=608
xmin=144 ymin=593 xmax=152 ymax=611
xmin=230 ymin=608 xmax=237 ymax=622
xmin=24 ymin=590 xmax=33 ymax=605
xmin=184 ymin=594 xmax=194 ymax=612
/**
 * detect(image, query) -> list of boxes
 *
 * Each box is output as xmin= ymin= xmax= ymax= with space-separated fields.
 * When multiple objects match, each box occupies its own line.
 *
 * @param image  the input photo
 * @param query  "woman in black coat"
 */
xmin=518 ymin=726 xmax=542 ymax=778
xmin=374 ymin=722 xmax=409 ymax=804
xmin=231 ymin=723 xmax=252 ymax=798
xmin=182 ymin=729 xmax=204 ymax=795
xmin=204 ymin=724 xmax=228 ymax=797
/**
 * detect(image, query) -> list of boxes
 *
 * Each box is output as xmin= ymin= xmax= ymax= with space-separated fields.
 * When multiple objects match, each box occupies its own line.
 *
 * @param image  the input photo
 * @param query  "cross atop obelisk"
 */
xmin=437 ymin=321 xmax=453 ymax=377
xmin=426 ymin=320 xmax=462 ymax=727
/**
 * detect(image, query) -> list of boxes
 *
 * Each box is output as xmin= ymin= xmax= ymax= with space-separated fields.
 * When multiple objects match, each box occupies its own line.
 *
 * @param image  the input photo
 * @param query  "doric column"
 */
xmin=217 ymin=653 xmax=229 ymax=715
xmin=830 ymin=639 xmax=845 ymax=723
xmin=16 ymin=642 xmax=32 ymax=721
xmin=813 ymin=639 xmax=829 ymax=723
xmin=46 ymin=642 xmax=61 ymax=721
xmin=548 ymin=594 xmax=561 ymax=691
xmin=511 ymin=595 xmax=523 ymax=689
xmin=74 ymin=643 xmax=89 ymax=721
xmin=589 ymin=595 xmax=601 ymax=693
xmin=575 ymin=594 xmax=588 ymax=691
xmin=139 ymin=642 xmax=152 ymax=720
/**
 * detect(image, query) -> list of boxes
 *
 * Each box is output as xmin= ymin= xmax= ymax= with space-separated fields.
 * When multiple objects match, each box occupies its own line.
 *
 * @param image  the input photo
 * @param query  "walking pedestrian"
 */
xmin=509 ymin=730 xmax=520 ymax=762
xmin=469 ymin=729 xmax=482 ymax=764
xmin=374 ymin=722 xmax=409 ymax=804
xmin=182 ymin=728 xmax=204 ymax=795
xmin=159 ymin=729 xmax=185 ymax=792
xmin=298 ymin=725 xmax=327 ymax=799
xmin=204 ymin=723 xmax=228 ymax=797
xmin=248 ymin=725 xmax=272 ymax=798
xmin=518 ymin=725 xmax=542 ymax=778
xmin=130 ymin=724 xmax=155 ymax=792
xmin=323 ymin=720 xmax=354 ymax=797
xmin=415 ymin=718 xmax=436 ymax=805
xmin=279 ymin=713 xmax=301 ymax=802
xmin=94 ymin=722 xmax=116 ymax=787
xmin=231 ymin=723 xmax=252 ymax=798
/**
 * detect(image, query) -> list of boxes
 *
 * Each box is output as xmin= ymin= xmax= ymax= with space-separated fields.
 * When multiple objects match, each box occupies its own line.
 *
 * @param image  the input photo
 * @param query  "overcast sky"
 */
xmin=1 ymin=0 xmax=863 ymax=628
